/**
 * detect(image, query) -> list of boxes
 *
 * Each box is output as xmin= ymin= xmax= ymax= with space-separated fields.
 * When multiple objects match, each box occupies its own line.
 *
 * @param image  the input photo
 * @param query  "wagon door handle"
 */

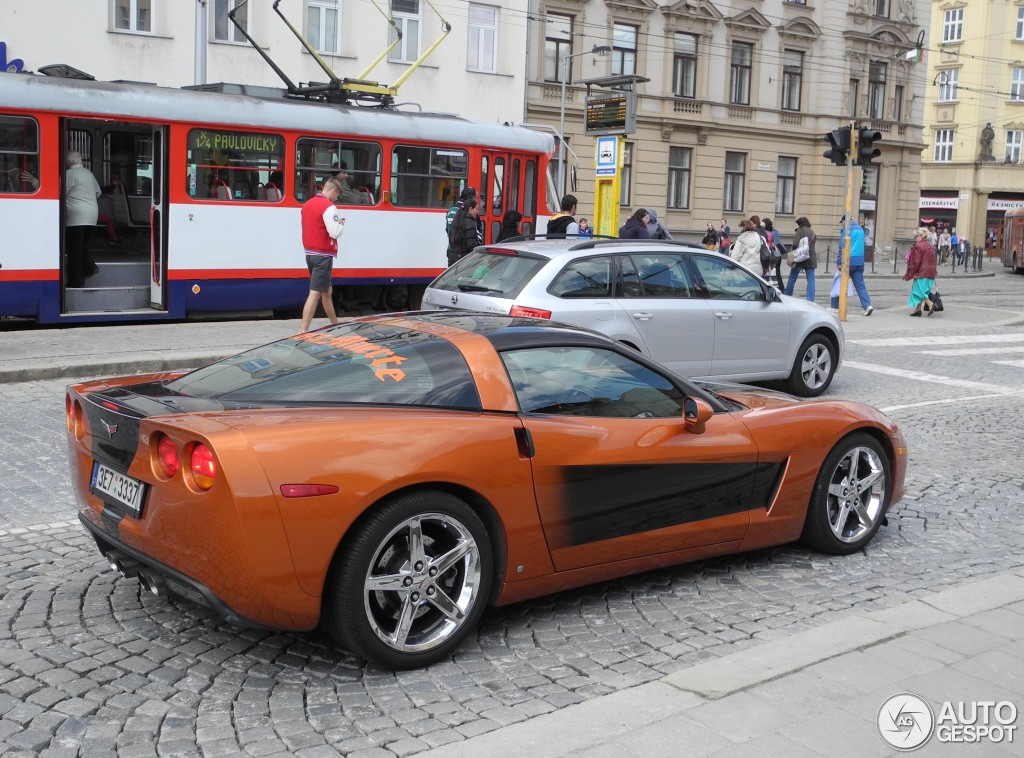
xmin=713 ymin=311 xmax=734 ymax=320
xmin=631 ymin=312 xmax=654 ymax=320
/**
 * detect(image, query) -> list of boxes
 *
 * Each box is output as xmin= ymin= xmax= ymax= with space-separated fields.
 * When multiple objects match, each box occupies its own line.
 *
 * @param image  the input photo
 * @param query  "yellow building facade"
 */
xmin=921 ymin=0 xmax=1024 ymax=254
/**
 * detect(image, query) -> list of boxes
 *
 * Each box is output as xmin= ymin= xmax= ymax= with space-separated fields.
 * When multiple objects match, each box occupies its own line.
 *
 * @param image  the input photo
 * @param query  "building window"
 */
xmin=868 ymin=61 xmax=886 ymax=119
xmin=214 ymin=0 xmax=247 ymax=43
xmin=781 ymin=50 xmax=803 ymax=111
xmin=775 ymin=157 xmax=796 ymax=216
xmin=467 ymin=4 xmax=498 ymax=73
xmin=933 ymin=129 xmax=954 ymax=162
xmin=724 ymin=152 xmax=745 ymax=212
xmin=937 ymin=69 xmax=958 ymax=102
xmin=612 ymin=24 xmax=637 ymax=76
xmin=619 ymin=142 xmax=633 ymax=206
xmin=942 ymin=9 xmax=963 ymax=43
xmin=667 ymin=147 xmax=691 ymax=209
xmin=873 ymin=0 xmax=889 ymax=18
xmin=730 ymin=42 xmax=752 ymax=105
xmin=894 ymin=84 xmax=904 ymax=121
xmin=114 ymin=0 xmax=152 ymax=33
xmin=849 ymin=78 xmax=860 ymax=116
xmin=544 ymin=13 xmax=572 ymax=83
xmin=672 ymin=34 xmax=697 ymax=99
xmin=1012 ymin=68 xmax=1024 ymax=102
xmin=1006 ymin=131 xmax=1023 ymax=163
xmin=1017 ymin=8 xmax=1024 ymax=40
xmin=306 ymin=0 xmax=338 ymax=54
xmin=388 ymin=0 xmax=421 ymax=63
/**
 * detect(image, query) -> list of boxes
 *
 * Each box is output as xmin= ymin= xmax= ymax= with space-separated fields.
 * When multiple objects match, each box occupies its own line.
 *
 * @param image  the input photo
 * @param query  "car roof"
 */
xmin=482 ymin=238 xmax=709 ymax=261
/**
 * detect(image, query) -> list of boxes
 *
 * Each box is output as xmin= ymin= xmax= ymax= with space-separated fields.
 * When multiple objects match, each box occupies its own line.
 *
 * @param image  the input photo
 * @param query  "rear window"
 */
xmin=165 ymin=321 xmax=481 ymax=409
xmin=430 ymin=251 xmax=548 ymax=299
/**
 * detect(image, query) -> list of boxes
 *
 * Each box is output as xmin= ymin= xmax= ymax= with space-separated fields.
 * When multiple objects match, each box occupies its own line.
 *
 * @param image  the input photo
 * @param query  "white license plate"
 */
xmin=91 ymin=462 xmax=145 ymax=516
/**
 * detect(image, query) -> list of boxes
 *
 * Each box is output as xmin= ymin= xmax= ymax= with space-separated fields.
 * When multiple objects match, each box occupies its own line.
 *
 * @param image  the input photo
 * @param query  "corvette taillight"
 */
xmin=509 ymin=305 xmax=552 ymax=319
xmin=156 ymin=435 xmax=180 ymax=478
xmin=67 ymin=396 xmax=85 ymax=441
xmin=190 ymin=444 xmax=217 ymax=490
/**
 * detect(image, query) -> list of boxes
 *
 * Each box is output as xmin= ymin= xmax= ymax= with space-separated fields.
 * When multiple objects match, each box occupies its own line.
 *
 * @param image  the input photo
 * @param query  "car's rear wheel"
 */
xmin=801 ymin=433 xmax=889 ymax=555
xmin=323 ymin=491 xmax=492 ymax=668
xmin=785 ymin=333 xmax=836 ymax=397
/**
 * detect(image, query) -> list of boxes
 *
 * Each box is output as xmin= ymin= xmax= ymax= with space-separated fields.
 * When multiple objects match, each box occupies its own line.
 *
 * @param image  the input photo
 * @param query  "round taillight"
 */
xmin=157 ymin=436 xmax=180 ymax=478
xmin=190 ymin=444 xmax=217 ymax=491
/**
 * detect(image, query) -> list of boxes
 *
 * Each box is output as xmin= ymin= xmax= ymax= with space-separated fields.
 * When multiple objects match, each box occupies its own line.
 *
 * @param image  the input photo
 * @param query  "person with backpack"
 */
xmin=446 ymin=186 xmax=479 ymax=262
xmin=546 ymin=194 xmax=580 ymax=237
xmin=784 ymin=216 xmax=817 ymax=302
xmin=645 ymin=209 xmax=673 ymax=240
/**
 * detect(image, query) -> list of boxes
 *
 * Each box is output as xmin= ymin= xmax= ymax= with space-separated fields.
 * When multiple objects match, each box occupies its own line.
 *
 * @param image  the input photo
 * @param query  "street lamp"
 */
xmin=558 ymin=44 xmax=611 ymax=199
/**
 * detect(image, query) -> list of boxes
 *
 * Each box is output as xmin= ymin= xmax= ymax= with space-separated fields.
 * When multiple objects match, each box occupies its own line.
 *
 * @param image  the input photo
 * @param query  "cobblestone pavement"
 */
xmin=2 ymin=323 xmax=1024 ymax=756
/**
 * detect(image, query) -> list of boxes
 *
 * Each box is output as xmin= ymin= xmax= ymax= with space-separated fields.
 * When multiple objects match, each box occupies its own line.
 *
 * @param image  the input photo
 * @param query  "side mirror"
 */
xmin=767 ymin=287 xmax=781 ymax=303
xmin=683 ymin=397 xmax=714 ymax=434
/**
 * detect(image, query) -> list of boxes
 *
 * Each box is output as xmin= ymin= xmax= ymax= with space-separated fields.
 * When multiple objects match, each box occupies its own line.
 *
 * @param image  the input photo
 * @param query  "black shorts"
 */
xmin=306 ymin=254 xmax=334 ymax=293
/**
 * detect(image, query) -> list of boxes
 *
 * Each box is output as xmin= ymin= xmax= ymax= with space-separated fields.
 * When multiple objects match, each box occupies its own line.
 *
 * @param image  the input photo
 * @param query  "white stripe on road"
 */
xmin=879 ymin=393 xmax=1024 ymax=413
xmin=992 ymin=359 xmax=1024 ymax=368
xmin=916 ymin=346 xmax=1024 ymax=356
xmin=842 ymin=360 xmax=1019 ymax=394
xmin=846 ymin=334 xmax=1024 ymax=347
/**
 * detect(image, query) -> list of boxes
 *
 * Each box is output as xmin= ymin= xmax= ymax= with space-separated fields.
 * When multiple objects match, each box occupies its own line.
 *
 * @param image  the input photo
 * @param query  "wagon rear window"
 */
xmin=166 ymin=321 xmax=481 ymax=409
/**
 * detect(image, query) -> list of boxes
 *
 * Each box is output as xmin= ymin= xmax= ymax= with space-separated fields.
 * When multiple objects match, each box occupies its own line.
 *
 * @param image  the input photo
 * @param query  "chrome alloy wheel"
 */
xmin=363 ymin=512 xmax=483 ymax=654
xmin=826 ymin=445 xmax=887 ymax=543
xmin=800 ymin=342 xmax=833 ymax=392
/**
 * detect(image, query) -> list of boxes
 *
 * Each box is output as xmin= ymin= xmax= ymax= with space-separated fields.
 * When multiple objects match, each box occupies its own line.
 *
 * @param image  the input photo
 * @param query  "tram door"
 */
xmin=481 ymin=151 xmax=539 ymax=242
xmin=149 ymin=126 xmax=168 ymax=309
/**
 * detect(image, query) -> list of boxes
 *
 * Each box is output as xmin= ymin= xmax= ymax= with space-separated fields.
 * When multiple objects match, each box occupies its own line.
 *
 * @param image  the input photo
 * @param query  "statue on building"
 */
xmin=980 ymin=123 xmax=995 ymax=161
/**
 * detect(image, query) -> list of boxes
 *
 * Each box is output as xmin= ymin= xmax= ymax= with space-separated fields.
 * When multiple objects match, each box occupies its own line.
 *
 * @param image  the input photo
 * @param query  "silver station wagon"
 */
xmin=421 ymin=238 xmax=844 ymax=397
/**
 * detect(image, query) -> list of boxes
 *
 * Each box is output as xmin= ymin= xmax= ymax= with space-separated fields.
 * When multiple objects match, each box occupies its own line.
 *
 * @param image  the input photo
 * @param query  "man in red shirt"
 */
xmin=300 ymin=177 xmax=346 ymax=333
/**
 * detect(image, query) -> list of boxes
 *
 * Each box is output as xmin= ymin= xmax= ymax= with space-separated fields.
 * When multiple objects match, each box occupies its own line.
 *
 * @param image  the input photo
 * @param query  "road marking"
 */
xmin=842 ymin=360 xmax=1019 ymax=394
xmin=993 ymin=359 xmax=1024 ymax=368
xmin=847 ymin=334 xmax=1024 ymax=347
xmin=916 ymin=346 xmax=1024 ymax=356
xmin=880 ymin=393 xmax=1023 ymax=413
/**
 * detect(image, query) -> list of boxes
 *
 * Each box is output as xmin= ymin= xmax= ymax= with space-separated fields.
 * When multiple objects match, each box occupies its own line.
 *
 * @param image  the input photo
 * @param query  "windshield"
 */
xmin=430 ymin=251 xmax=548 ymax=299
xmin=165 ymin=321 xmax=481 ymax=409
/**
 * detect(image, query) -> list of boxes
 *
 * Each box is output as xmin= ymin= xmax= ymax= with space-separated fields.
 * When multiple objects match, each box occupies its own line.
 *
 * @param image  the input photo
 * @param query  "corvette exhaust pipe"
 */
xmin=105 ymin=550 xmax=140 ymax=578
xmin=136 ymin=569 xmax=165 ymax=597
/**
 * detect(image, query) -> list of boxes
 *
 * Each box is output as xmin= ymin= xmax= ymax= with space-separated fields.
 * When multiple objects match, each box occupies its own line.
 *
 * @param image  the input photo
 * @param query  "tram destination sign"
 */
xmin=585 ymin=92 xmax=636 ymax=136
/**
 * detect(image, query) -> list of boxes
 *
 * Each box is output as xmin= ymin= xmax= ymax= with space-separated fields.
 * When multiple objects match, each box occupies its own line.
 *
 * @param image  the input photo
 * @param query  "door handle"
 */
xmin=631 ymin=312 xmax=654 ymax=320
xmin=713 ymin=311 xmax=734 ymax=320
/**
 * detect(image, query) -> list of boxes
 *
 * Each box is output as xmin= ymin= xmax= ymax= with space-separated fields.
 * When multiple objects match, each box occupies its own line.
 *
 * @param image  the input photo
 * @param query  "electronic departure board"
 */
xmin=584 ymin=92 xmax=636 ymax=135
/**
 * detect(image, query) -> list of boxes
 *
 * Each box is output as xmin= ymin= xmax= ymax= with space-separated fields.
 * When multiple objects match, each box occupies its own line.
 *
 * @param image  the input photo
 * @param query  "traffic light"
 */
xmin=856 ymin=128 xmax=882 ymax=165
xmin=823 ymin=127 xmax=851 ymax=166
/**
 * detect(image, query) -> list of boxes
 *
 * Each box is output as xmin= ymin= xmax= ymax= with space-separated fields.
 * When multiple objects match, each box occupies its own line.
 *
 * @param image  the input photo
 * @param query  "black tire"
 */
xmin=801 ymin=433 xmax=890 ymax=555
xmin=323 ymin=491 xmax=492 ymax=668
xmin=785 ymin=333 xmax=837 ymax=397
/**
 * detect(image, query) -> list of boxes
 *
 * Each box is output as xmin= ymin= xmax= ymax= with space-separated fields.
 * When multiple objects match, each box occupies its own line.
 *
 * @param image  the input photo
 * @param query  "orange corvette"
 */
xmin=67 ymin=313 xmax=907 ymax=668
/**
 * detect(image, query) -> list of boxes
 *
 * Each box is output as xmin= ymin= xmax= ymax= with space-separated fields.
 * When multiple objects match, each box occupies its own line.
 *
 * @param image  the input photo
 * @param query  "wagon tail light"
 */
xmin=190 ymin=444 xmax=217 ymax=490
xmin=509 ymin=305 xmax=552 ymax=319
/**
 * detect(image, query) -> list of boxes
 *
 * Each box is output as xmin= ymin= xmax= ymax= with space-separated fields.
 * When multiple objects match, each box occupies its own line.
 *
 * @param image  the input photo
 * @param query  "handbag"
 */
xmin=792 ymin=238 xmax=810 ymax=264
xmin=930 ymin=290 xmax=944 ymax=312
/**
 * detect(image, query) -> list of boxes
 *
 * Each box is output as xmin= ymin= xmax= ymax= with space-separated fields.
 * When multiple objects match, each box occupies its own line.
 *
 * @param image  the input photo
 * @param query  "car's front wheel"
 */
xmin=801 ymin=433 xmax=890 ymax=555
xmin=323 ymin=491 xmax=492 ymax=668
xmin=785 ymin=333 xmax=836 ymax=397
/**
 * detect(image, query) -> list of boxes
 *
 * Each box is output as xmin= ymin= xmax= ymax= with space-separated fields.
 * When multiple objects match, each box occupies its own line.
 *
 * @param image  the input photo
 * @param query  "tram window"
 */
xmin=186 ymin=128 xmax=285 ymax=202
xmin=295 ymin=138 xmax=382 ymax=205
xmin=524 ymin=160 xmax=537 ymax=217
xmin=0 ymin=116 xmax=40 ymax=195
xmin=491 ymin=158 xmax=504 ymax=215
xmin=391 ymin=146 xmax=468 ymax=209
xmin=103 ymin=132 xmax=153 ymax=198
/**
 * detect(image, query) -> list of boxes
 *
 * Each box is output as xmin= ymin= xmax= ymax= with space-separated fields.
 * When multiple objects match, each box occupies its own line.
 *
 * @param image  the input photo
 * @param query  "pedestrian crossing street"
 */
xmin=841 ymin=333 xmax=1024 ymax=411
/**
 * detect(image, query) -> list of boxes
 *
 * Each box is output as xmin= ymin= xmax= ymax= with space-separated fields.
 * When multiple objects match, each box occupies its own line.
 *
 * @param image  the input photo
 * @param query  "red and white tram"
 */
xmin=1001 ymin=205 xmax=1024 ymax=274
xmin=0 ymin=73 xmax=554 ymax=323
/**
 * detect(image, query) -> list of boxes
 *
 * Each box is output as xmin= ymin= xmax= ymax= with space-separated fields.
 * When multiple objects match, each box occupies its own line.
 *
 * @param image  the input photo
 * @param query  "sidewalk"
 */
xmin=419 ymin=570 xmax=1024 ymax=757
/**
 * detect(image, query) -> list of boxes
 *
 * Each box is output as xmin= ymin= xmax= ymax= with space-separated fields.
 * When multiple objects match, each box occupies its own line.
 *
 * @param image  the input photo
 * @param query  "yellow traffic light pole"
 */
xmin=838 ymin=123 xmax=858 ymax=322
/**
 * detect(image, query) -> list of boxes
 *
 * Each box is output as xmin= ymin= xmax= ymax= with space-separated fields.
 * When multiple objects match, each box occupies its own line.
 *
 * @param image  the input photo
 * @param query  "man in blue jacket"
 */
xmin=834 ymin=217 xmax=874 ymax=316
